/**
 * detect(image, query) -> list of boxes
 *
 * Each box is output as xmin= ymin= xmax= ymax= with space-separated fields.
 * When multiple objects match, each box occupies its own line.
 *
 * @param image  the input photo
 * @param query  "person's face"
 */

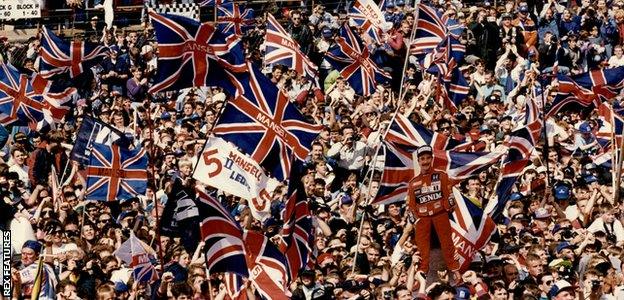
xmin=13 ymin=150 xmax=26 ymax=165
xmin=616 ymin=47 xmax=623 ymax=57
xmin=527 ymin=260 xmax=543 ymax=277
xmin=504 ymin=265 xmax=519 ymax=283
xmin=52 ymin=227 xmax=64 ymax=244
xmin=563 ymin=10 xmax=571 ymax=19
xmin=291 ymin=13 xmax=302 ymax=25
xmin=492 ymin=288 xmax=507 ymax=300
xmin=468 ymin=179 xmax=481 ymax=193
xmin=114 ymin=115 xmax=124 ymax=127
xmin=179 ymin=252 xmax=190 ymax=267
xmin=105 ymin=260 xmax=119 ymax=274
xmin=184 ymin=104 xmax=194 ymax=115
xmin=365 ymin=248 xmax=380 ymax=264
xmin=396 ymin=289 xmax=411 ymax=300
xmin=418 ymin=153 xmax=433 ymax=172
xmin=388 ymin=203 xmax=400 ymax=217
xmin=485 ymin=74 xmax=495 ymax=85
xmin=540 ymin=275 xmax=554 ymax=293
xmin=97 ymin=214 xmax=112 ymax=229
xmin=604 ymin=211 xmax=616 ymax=223
xmin=82 ymin=224 xmax=96 ymax=240
xmin=180 ymin=164 xmax=192 ymax=177
xmin=438 ymin=123 xmax=451 ymax=136
xmin=21 ymin=247 xmax=36 ymax=266
xmin=311 ymin=145 xmax=323 ymax=159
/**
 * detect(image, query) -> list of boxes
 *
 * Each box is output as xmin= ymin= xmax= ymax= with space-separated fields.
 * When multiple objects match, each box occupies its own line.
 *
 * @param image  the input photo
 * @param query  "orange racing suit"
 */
xmin=407 ymin=169 xmax=459 ymax=273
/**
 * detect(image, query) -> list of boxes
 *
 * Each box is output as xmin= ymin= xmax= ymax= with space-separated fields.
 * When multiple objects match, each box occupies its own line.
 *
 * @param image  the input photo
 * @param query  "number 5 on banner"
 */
xmin=202 ymin=148 xmax=222 ymax=177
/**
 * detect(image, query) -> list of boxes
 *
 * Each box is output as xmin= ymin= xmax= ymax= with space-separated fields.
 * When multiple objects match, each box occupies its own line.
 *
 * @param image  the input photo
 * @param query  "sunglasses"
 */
xmin=98 ymin=218 xmax=111 ymax=223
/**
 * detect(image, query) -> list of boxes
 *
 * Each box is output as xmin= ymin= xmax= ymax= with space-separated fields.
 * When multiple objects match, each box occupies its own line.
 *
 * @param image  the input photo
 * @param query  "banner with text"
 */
xmin=193 ymin=137 xmax=279 ymax=221
xmin=0 ymin=0 xmax=40 ymax=20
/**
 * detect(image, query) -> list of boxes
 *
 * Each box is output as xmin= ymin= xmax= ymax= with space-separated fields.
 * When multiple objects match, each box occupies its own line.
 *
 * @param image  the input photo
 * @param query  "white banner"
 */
xmin=193 ymin=137 xmax=279 ymax=221
xmin=0 ymin=0 xmax=41 ymax=20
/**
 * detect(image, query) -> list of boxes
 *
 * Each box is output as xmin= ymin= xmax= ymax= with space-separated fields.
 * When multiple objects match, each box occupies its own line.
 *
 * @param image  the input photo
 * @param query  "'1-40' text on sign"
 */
xmin=0 ymin=0 xmax=41 ymax=20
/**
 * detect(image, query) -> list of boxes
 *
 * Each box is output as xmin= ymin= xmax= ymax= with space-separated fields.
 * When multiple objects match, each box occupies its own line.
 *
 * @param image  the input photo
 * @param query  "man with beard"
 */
xmin=28 ymin=130 xmax=66 ymax=187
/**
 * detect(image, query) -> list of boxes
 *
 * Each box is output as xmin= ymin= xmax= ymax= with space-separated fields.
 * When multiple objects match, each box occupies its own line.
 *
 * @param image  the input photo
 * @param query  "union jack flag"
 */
xmin=545 ymin=94 xmax=595 ymax=118
xmin=450 ymin=187 xmax=496 ymax=271
xmin=85 ymin=143 xmax=148 ymax=202
xmin=265 ymin=13 xmax=319 ymax=83
xmin=217 ymin=2 xmax=254 ymax=37
xmin=214 ymin=63 xmax=323 ymax=180
xmin=486 ymin=121 xmax=541 ymax=220
xmin=223 ymin=273 xmax=248 ymax=300
xmin=348 ymin=0 xmax=391 ymax=44
xmin=0 ymin=63 xmax=47 ymax=127
xmin=39 ymin=27 xmax=108 ymax=78
xmin=114 ymin=233 xmax=159 ymax=283
xmin=432 ymin=149 xmax=504 ymax=180
xmin=422 ymin=36 xmax=465 ymax=75
xmin=570 ymin=66 xmax=624 ymax=100
xmin=243 ymin=230 xmax=289 ymax=300
xmin=373 ymin=115 xmax=471 ymax=205
xmin=196 ymin=190 xmax=288 ymax=298
xmin=325 ymin=24 xmax=391 ymax=96
xmin=148 ymin=11 xmax=245 ymax=93
xmin=411 ymin=4 xmax=464 ymax=56
xmin=278 ymin=190 xmax=314 ymax=281
xmin=196 ymin=190 xmax=249 ymax=277
xmin=31 ymin=72 xmax=76 ymax=122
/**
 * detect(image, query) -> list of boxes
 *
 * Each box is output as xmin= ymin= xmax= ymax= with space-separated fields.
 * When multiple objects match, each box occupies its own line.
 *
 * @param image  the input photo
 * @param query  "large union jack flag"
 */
xmin=265 ymin=13 xmax=319 ymax=83
xmin=325 ymin=25 xmax=391 ymax=96
xmin=411 ymin=4 xmax=464 ymax=56
xmin=214 ymin=63 xmax=323 ymax=180
xmin=85 ymin=143 xmax=148 ymax=202
xmin=277 ymin=190 xmax=314 ymax=281
xmin=450 ymin=187 xmax=496 ymax=271
xmin=31 ymin=72 xmax=76 ymax=122
xmin=217 ymin=2 xmax=254 ymax=37
xmin=373 ymin=114 xmax=463 ymax=205
xmin=148 ymin=11 xmax=245 ymax=93
xmin=196 ymin=190 xmax=288 ymax=298
xmin=0 ymin=64 xmax=47 ymax=126
xmin=348 ymin=0 xmax=391 ymax=44
xmin=196 ymin=190 xmax=249 ymax=277
xmin=39 ymin=27 xmax=108 ymax=78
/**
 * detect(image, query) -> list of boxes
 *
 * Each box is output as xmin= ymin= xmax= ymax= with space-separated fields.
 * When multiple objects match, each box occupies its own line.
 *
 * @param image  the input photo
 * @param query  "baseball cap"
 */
xmin=519 ymin=5 xmax=529 ymax=13
xmin=417 ymin=145 xmax=433 ymax=157
xmin=501 ymin=12 xmax=513 ymax=19
xmin=584 ymin=175 xmax=599 ymax=184
xmin=536 ymin=166 xmax=547 ymax=174
xmin=509 ymin=192 xmax=524 ymax=202
xmin=385 ymin=0 xmax=395 ymax=8
xmin=455 ymin=286 xmax=471 ymax=300
xmin=556 ymin=241 xmax=575 ymax=253
xmin=534 ymin=208 xmax=551 ymax=219
xmin=554 ymin=185 xmax=571 ymax=200
xmin=579 ymin=122 xmax=592 ymax=133
xmin=487 ymin=94 xmax=501 ymax=103
xmin=549 ymin=280 xmax=575 ymax=298
xmin=395 ymin=0 xmax=405 ymax=6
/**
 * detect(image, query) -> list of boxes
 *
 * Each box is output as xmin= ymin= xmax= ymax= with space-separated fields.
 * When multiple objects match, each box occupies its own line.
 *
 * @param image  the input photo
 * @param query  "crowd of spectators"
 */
xmin=3 ymin=0 xmax=624 ymax=299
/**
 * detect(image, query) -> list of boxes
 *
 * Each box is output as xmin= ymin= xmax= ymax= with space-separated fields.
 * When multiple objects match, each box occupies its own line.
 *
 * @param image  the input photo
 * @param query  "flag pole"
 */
xmin=146 ymin=98 xmax=166 ymax=275
xmin=616 ymin=131 xmax=624 ymax=203
xmin=537 ymin=81 xmax=552 ymax=188
xmin=351 ymin=5 xmax=421 ymax=274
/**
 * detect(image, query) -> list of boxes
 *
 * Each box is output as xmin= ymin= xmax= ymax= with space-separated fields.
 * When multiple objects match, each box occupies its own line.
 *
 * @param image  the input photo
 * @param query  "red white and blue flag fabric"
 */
xmin=217 ymin=2 xmax=254 ymax=37
xmin=373 ymin=114 xmax=477 ymax=205
xmin=114 ymin=233 xmax=159 ymax=283
xmin=569 ymin=66 xmax=624 ymax=100
xmin=325 ymin=24 xmax=391 ymax=96
xmin=450 ymin=187 xmax=497 ymax=271
xmin=242 ymin=230 xmax=289 ymax=300
xmin=196 ymin=190 xmax=288 ymax=298
xmin=265 ymin=13 xmax=319 ymax=84
xmin=214 ymin=63 xmax=323 ymax=181
xmin=348 ymin=0 xmax=392 ymax=44
xmin=486 ymin=121 xmax=542 ymax=220
xmin=597 ymin=102 xmax=624 ymax=150
xmin=278 ymin=191 xmax=314 ymax=281
xmin=0 ymin=63 xmax=47 ymax=127
xmin=410 ymin=4 xmax=464 ymax=55
xmin=31 ymin=72 xmax=76 ymax=122
xmin=148 ymin=11 xmax=244 ymax=93
xmin=85 ymin=143 xmax=148 ymax=202
xmin=196 ymin=190 xmax=249 ymax=278
xmin=39 ymin=26 xmax=108 ymax=78
xmin=223 ymin=273 xmax=248 ymax=300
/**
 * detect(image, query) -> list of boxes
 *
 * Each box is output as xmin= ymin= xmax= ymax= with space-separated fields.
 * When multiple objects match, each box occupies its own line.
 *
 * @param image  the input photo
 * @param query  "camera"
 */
xmin=383 ymin=290 xmax=393 ymax=299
